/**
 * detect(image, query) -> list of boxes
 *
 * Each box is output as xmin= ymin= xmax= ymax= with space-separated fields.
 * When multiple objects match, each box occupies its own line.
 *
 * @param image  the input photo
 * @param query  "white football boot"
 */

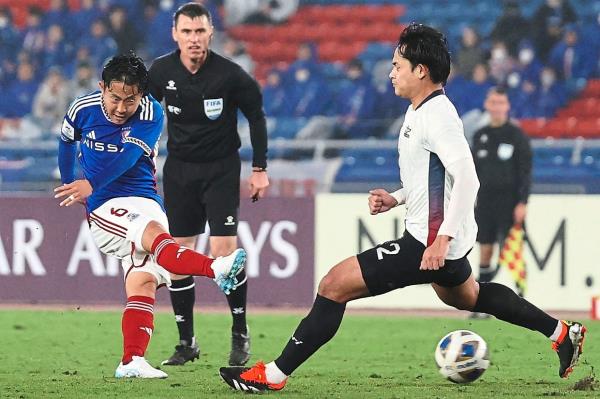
xmin=115 ymin=356 xmax=168 ymax=379
xmin=211 ymin=248 xmax=247 ymax=295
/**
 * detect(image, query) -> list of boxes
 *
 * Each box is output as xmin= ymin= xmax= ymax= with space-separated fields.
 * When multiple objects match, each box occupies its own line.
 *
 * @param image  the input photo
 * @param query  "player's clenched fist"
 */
xmin=368 ymin=189 xmax=398 ymax=215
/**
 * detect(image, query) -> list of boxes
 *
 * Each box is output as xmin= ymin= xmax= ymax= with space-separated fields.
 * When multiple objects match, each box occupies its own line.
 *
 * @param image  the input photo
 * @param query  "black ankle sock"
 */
xmin=474 ymin=282 xmax=557 ymax=337
xmin=275 ymin=295 xmax=346 ymax=375
xmin=226 ymin=270 xmax=248 ymax=334
xmin=169 ymin=276 xmax=196 ymax=345
xmin=478 ymin=264 xmax=499 ymax=283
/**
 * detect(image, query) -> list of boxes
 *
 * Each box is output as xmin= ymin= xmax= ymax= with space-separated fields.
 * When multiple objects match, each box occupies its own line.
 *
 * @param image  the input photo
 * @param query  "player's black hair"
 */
xmin=397 ymin=23 xmax=451 ymax=85
xmin=101 ymin=52 xmax=149 ymax=94
xmin=173 ymin=2 xmax=212 ymax=27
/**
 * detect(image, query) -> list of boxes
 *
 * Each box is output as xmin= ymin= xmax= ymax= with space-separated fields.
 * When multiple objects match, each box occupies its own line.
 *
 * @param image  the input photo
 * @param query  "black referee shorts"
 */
xmin=475 ymin=193 xmax=515 ymax=244
xmin=357 ymin=231 xmax=472 ymax=296
xmin=163 ymin=153 xmax=241 ymax=237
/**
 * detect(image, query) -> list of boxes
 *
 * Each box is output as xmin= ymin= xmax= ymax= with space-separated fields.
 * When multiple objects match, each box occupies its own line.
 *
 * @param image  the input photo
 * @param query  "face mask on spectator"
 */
xmin=519 ymin=49 xmax=534 ymax=65
xmin=507 ymin=72 xmax=520 ymax=88
xmin=0 ymin=16 xmax=8 ymax=28
xmin=491 ymin=47 xmax=507 ymax=61
xmin=295 ymin=68 xmax=310 ymax=82
xmin=541 ymin=72 xmax=555 ymax=87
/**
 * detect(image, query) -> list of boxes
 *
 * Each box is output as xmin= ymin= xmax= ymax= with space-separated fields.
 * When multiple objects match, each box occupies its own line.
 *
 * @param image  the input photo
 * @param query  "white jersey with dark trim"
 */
xmin=398 ymin=91 xmax=477 ymax=259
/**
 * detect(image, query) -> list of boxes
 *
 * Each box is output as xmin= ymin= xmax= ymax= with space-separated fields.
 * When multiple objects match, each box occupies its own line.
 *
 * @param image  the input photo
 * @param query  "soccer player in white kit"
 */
xmin=219 ymin=24 xmax=587 ymax=393
xmin=54 ymin=53 xmax=247 ymax=379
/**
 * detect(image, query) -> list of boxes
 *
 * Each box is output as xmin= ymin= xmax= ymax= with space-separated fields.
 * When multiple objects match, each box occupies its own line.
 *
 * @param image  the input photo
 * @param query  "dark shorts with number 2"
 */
xmin=357 ymin=231 xmax=472 ymax=296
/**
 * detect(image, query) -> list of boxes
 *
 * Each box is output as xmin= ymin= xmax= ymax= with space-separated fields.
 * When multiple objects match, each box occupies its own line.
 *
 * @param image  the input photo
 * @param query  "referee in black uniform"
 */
xmin=471 ymin=86 xmax=531 ymax=289
xmin=148 ymin=2 xmax=269 ymax=367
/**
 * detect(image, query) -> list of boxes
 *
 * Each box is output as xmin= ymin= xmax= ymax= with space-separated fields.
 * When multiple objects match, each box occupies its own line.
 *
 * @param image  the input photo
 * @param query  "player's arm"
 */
xmin=57 ymin=117 xmax=81 ymax=184
xmin=368 ymin=188 xmax=405 ymax=215
xmin=420 ymin=111 xmax=479 ymax=269
xmin=233 ymin=67 xmax=269 ymax=201
xmin=514 ymin=130 xmax=532 ymax=224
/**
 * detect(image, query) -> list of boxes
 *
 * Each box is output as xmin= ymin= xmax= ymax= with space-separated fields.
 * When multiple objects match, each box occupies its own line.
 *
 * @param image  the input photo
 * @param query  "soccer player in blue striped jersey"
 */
xmin=55 ymin=53 xmax=247 ymax=379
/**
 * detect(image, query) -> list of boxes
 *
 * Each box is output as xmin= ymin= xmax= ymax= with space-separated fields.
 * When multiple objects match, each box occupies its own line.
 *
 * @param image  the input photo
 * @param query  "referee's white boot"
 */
xmin=115 ymin=356 xmax=168 ymax=379
xmin=211 ymin=248 xmax=247 ymax=295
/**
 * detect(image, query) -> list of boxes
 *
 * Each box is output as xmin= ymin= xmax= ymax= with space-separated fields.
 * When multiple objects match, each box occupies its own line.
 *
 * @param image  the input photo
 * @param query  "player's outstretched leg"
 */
xmin=219 ymin=255 xmax=367 ymax=393
xmin=473 ymin=282 xmax=587 ymax=378
xmin=552 ymin=320 xmax=587 ymax=378
xmin=211 ymin=248 xmax=247 ymax=295
xmin=151 ymin=232 xmax=246 ymax=294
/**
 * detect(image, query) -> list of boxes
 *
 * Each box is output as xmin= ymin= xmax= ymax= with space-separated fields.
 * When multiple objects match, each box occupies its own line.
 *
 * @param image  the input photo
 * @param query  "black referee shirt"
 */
xmin=148 ymin=50 xmax=267 ymax=168
xmin=471 ymin=121 xmax=532 ymax=203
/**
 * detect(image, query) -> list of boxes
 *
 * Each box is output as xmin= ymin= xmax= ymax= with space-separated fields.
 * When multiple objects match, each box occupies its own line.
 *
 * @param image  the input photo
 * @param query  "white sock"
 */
xmin=265 ymin=361 xmax=288 ymax=384
xmin=549 ymin=320 xmax=565 ymax=341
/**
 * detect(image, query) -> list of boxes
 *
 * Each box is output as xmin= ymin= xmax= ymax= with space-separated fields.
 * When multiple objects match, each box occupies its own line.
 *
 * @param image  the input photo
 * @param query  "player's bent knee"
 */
xmin=125 ymin=271 xmax=158 ymax=298
xmin=317 ymin=271 xmax=346 ymax=303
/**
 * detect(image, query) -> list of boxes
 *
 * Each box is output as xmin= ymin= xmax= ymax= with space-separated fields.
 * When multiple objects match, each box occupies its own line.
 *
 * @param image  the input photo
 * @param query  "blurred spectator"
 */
xmin=444 ymin=64 xmax=470 ymax=116
xmin=507 ymin=41 xmax=543 ymax=88
xmin=222 ymin=37 xmax=255 ymax=75
xmin=489 ymin=0 xmax=530 ymax=57
xmin=82 ymin=19 xmax=118 ymax=70
xmin=262 ymin=69 xmax=288 ymax=117
xmin=4 ymin=61 xmax=39 ymax=118
xmin=41 ymin=24 xmax=74 ymax=71
xmin=32 ymin=67 xmax=70 ymax=132
xmin=73 ymin=0 xmax=103 ymax=39
xmin=456 ymin=26 xmax=485 ymax=78
xmin=141 ymin=0 xmax=174 ymax=60
xmin=549 ymin=24 xmax=595 ymax=87
xmin=244 ymin=0 xmax=299 ymax=25
xmin=226 ymin=0 xmax=298 ymax=26
xmin=333 ymin=59 xmax=377 ymax=139
xmin=488 ymin=41 xmax=515 ymax=84
xmin=535 ymin=67 xmax=567 ymax=117
xmin=107 ymin=5 xmax=143 ymax=54
xmin=68 ymin=62 xmax=98 ymax=100
xmin=286 ymin=63 xmax=328 ymax=117
xmin=531 ymin=0 xmax=577 ymax=62
xmin=464 ymin=63 xmax=494 ymax=113
xmin=22 ymin=7 xmax=46 ymax=59
xmin=0 ymin=7 xmax=20 ymax=63
xmin=290 ymin=43 xmax=318 ymax=69
xmin=43 ymin=0 xmax=73 ymax=39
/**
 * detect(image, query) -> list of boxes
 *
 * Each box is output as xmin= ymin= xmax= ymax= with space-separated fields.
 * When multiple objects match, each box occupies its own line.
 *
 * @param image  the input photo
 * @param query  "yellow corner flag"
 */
xmin=498 ymin=224 xmax=527 ymax=296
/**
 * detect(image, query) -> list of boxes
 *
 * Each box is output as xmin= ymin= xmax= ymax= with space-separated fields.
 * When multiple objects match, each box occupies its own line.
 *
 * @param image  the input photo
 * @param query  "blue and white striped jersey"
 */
xmin=59 ymin=90 xmax=164 ymax=212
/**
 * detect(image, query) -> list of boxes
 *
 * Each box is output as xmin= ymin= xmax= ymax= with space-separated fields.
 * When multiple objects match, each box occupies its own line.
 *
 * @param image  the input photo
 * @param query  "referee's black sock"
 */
xmin=473 ymin=282 xmax=557 ymax=337
xmin=226 ymin=269 xmax=248 ymax=334
xmin=275 ymin=294 xmax=346 ymax=376
xmin=168 ymin=276 xmax=196 ymax=345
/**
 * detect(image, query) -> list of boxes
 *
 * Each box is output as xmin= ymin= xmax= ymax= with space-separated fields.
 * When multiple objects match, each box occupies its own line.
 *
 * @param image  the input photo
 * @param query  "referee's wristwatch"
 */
xmin=252 ymin=167 xmax=267 ymax=172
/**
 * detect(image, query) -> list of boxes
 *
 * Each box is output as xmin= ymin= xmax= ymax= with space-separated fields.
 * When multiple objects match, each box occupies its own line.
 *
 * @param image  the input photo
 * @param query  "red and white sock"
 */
xmin=151 ymin=233 xmax=215 ymax=278
xmin=122 ymin=296 xmax=155 ymax=364
xmin=550 ymin=320 xmax=567 ymax=342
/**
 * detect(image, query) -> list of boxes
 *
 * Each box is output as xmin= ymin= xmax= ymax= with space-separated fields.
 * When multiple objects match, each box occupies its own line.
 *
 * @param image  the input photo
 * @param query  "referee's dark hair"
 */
xmin=173 ymin=2 xmax=212 ymax=27
xmin=397 ymin=23 xmax=451 ymax=85
xmin=487 ymin=85 xmax=509 ymax=97
xmin=102 ymin=52 xmax=149 ymax=94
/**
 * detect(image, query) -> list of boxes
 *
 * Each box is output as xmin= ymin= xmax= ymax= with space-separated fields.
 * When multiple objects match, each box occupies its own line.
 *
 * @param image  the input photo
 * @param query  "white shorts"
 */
xmin=88 ymin=196 xmax=171 ymax=287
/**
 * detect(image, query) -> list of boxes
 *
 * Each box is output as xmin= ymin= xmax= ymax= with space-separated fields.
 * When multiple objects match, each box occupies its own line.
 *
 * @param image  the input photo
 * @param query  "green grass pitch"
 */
xmin=0 ymin=310 xmax=597 ymax=398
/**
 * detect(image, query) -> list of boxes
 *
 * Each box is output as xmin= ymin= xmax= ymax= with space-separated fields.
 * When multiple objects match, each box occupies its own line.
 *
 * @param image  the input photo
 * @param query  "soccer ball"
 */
xmin=434 ymin=330 xmax=490 ymax=383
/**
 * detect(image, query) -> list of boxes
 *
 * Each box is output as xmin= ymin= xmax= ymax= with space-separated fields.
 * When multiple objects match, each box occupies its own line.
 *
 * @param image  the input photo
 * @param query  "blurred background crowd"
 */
xmin=0 ymin=0 xmax=599 ymax=193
